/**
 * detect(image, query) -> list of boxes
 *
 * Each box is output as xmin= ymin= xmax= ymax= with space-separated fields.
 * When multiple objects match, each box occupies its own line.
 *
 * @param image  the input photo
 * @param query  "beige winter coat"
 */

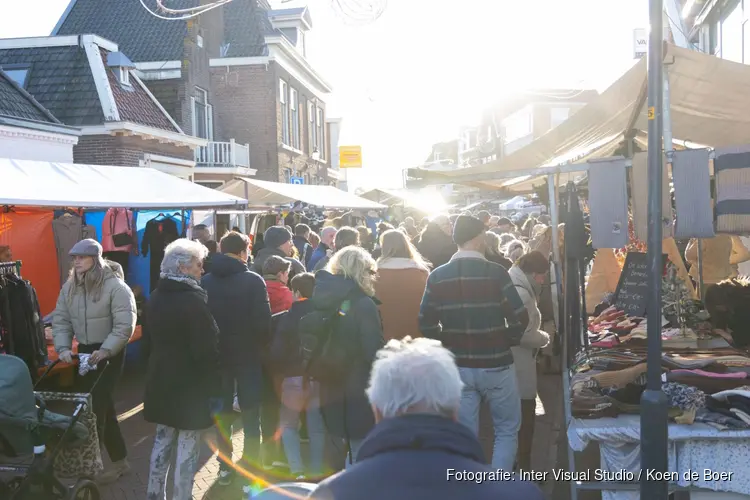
xmin=686 ymin=235 xmax=750 ymax=285
xmin=508 ymin=265 xmax=550 ymax=400
xmin=53 ymin=264 xmax=137 ymax=355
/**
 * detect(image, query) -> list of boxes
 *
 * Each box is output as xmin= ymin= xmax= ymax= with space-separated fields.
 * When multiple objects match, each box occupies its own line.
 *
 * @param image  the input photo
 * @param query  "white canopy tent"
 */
xmin=0 ymin=159 xmax=247 ymax=208
xmin=220 ymin=177 xmax=386 ymax=210
xmin=412 ymin=43 xmax=750 ymax=190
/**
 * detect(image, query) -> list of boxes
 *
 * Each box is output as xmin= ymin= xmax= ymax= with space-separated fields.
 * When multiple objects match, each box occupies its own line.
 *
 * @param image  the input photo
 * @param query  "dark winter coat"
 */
xmin=312 ymin=271 xmax=385 ymax=440
xmin=202 ymin=253 xmax=272 ymax=365
xmin=252 ymin=247 xmax=306 ymax=277
xmin=142 ymin=278 xmax=221 ymax=430
xmin=415 ymin=224 xmax=457 ymax=270
xmin=269 ymin=298 xmax=316 ymax=377
xmin=293 ymin=235 xmax=313 ymax=269
xmin=308 ymin=243 xmax=330 ymax=272
xmin=310 ymin=414 xmax=546 ymax=500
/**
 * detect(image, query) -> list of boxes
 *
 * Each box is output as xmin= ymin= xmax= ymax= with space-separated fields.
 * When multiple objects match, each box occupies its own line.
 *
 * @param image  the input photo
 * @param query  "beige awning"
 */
xmin=219 ymin=178 xmax=386 ymax=210
xmin=419 ymin=44 xmax=750 ymax=191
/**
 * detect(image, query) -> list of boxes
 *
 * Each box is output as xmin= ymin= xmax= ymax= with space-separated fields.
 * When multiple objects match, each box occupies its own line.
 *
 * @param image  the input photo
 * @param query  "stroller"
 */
xmin=0 ymin=354 xmax=100 ymax=500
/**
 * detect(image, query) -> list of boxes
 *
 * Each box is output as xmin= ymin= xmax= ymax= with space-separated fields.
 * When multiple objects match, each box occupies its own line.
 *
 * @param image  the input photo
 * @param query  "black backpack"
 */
xmin=298 ymin=299 xmax=351 ymax=383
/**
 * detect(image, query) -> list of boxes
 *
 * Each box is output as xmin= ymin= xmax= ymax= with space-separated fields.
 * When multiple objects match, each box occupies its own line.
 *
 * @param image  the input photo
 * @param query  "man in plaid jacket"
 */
xmin=419 ymin=214 xmax=529 ymax=470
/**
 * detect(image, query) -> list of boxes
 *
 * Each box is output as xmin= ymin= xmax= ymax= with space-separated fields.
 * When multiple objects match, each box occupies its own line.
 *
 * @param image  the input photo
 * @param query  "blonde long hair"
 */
xmin=66 ymin=257 xmax=108 ymax=303
xmin=327 ymin=246 xmax=377 ymax=297
xmin=378 ymin=229 xmax=430 ymax=271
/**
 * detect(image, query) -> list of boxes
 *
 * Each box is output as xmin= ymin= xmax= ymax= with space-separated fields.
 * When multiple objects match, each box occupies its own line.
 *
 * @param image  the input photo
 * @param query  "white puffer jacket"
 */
xmin=508 ymin=265 xmax=550 ymax=400
xmin=52 ymin=263 xmax=136 ymax=355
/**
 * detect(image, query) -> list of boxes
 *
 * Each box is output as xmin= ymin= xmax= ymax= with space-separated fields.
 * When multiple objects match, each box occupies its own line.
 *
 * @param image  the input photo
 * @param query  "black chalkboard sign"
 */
xmin=613 ymin=252 xmax=666 ymax=317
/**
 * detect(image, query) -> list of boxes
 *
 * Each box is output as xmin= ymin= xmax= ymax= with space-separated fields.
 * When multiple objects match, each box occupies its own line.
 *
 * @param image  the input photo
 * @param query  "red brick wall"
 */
xmin=210 ymin=63 xmax=278 ymax=180
xmin=73 ymin=134 xmax=193 ymax=167
xmin=144 ymin=79 xmax=180 ymax=126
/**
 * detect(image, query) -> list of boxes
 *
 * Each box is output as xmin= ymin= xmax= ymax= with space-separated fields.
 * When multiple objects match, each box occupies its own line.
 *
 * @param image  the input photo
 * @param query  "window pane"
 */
xmin=194 ymin=103 xmax=207 ymax=139
xmin=290 ymin=89 xmax=299 ymax=149
xmin=722 ymin=3 xmax=743 ymax=63
xmin=5 ymin=69 xmax=28 ymax=87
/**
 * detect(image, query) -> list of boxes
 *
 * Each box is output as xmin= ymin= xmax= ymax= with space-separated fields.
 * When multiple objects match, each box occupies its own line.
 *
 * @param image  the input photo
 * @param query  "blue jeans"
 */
xmin=217 ymin=363 xmax=262 ymax=470
xmin=458 ymin=365 xmax=521 ymax=470
xmin=279 ymin=377 xmax=326 ymax=476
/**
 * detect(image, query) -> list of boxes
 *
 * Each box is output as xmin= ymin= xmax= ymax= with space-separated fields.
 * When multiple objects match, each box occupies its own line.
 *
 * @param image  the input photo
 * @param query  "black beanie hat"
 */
xmin=453 ymin=215 xmax=485 ymax=246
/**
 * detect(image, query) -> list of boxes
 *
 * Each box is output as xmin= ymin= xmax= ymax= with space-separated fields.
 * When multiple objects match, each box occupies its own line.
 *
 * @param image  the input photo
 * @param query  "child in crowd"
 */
xmin=271 ymin=273 xmax=326 ymax=479
xmin=263 ymin=255 xmax=293 ymax=314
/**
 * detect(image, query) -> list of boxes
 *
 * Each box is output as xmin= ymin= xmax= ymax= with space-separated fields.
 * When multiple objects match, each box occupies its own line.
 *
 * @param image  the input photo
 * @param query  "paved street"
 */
xmin=100 ymin=366 xmax=564 ymax=499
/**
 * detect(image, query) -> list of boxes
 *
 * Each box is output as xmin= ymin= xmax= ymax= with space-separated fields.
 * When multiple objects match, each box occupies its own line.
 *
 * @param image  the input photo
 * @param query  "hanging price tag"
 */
xmin=648 ymin=107 xmax=655 ymax=120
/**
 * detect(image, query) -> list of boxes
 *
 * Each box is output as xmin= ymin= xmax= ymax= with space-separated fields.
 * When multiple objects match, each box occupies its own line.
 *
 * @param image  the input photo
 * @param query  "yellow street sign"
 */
xmin=648 ymin=106 xmax=655 ymax=120
xmin=339 ymin=145 xmax=362 ymax=169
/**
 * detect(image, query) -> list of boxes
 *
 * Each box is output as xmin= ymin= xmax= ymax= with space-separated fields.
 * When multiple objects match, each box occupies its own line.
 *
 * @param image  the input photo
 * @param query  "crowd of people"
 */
xmin=49 ymin=207 xmax=559 ymax=499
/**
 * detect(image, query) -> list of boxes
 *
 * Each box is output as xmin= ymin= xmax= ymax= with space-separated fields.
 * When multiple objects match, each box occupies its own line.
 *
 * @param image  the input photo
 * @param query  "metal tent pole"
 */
xmin=640 ymin=0 xmax=669 ymax=497
xmin=548 ymin=175 xmax=577 ymax=500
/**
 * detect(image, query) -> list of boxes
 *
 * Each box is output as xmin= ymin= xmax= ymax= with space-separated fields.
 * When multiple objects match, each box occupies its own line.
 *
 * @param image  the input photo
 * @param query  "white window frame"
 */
xmin=290 ymin=87 xmax=300 ymax=149
xmin=191 ymin=87 xmax=213 ymax=140
xmin=316 ymin=106 xmax=325 ymax=160
xmin=119 ymin=67 xmax=130 ymax=86
xmin=279 ymin=79 xmax=290 ymax=145
xmin=308 ymin=101 xmax=316 ymax=153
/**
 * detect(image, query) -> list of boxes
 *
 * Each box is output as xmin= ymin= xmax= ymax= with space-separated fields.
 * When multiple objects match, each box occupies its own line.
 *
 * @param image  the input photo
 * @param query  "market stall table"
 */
xmin=568 ymin=414 xmax=750 ymax=499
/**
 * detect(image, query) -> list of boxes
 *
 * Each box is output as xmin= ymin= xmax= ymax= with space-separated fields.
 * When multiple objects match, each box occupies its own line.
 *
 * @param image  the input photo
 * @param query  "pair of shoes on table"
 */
xmin=95 ymin=459 xmax=130 ymax=485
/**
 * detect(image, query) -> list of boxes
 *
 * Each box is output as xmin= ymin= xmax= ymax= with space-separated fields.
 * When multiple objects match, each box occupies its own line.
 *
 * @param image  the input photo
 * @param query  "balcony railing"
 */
xmin=195 ymin=139 xmax=250 ymax=168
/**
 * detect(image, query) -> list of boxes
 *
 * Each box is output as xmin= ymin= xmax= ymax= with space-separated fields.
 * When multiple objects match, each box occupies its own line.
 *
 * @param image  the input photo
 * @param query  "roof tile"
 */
xmin=99 ymin=49 xmax=177 ymax=131
xmin=0 ymin=46 xmax=103 ymax=126
xmin=0 ymin=68 xmax=59 ymax=123
xmin=56 ymin=0 xmax=269 ymax=61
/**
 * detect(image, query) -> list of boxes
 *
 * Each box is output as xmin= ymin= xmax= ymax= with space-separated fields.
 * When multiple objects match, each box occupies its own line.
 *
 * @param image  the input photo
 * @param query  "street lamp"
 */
xmin=311 ymin=148 xmax=321 ymax=162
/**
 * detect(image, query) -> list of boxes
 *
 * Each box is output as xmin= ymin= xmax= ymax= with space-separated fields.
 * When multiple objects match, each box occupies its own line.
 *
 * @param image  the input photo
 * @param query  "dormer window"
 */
xmin=118 ymin=67 xmax=130 ymax=86
xmin=106 ymin=51 xmax=136 ymax=88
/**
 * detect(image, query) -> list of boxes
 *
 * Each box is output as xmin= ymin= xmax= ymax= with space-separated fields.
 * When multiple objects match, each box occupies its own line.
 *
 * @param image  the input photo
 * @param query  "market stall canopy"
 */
xmin=413 ymin=43 xmax=750 ymax=190
xmin=0 ymin=159 xmax=247 ymax=209
xmin=220 ymin=178 xmax=386 ymax=210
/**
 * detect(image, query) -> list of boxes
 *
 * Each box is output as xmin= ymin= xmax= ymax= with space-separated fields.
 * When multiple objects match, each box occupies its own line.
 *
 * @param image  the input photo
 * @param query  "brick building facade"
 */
xmin=0 ymin=34 xmax=203 ymax=178
xmin=53 ymin=0 xmax=338 ymax=188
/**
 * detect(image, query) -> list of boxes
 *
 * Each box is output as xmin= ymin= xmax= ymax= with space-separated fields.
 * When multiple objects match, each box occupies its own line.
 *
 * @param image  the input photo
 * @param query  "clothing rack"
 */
xmin=0 ymin=260 xmax=21 ymax=276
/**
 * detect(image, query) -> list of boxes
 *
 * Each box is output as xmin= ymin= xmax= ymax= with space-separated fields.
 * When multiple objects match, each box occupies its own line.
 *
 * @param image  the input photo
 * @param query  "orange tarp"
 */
xmin=0 ymin=209 xmax=60 ymax=315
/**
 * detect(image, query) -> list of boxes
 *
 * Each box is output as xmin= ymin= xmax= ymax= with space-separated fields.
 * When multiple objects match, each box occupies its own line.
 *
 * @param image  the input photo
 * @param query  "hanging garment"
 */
xmin=141 ymin=217 xmax=180 ymax=292
xmin=715 ymin=147 xmax=750 ymax=234
xmin=52 ymin=214 xmax=96 ymax=287
xmin=588 ymin=158 xmax=629 ymax=249
xmin=102 ymin=208 xmax=135 ymax=252
xmin=585 ymin=249 xmax=622 ymax=314
xmin=630 ymin=151 xmax=673 ymax=241
xmin=672 ymin=149 xmax=716 ymax=239
xmin=0 ymin=274 xmax=46 ymax=375
xmin=103 ymin=251 xmax=130 ymax=280
xmin=672 ymin=148 xmax=714 ymax=238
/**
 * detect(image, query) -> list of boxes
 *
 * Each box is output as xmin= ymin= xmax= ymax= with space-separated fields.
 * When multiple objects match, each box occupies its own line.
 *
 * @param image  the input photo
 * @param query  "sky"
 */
xmin=1 ymin=0 xmax=648 ymax=190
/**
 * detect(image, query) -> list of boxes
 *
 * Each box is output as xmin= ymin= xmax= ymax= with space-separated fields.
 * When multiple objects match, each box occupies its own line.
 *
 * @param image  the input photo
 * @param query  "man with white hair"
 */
xmin=309 ymin=337 xmax=544 ymax=500
xmin=308 ymin=226 xmax=336 ymax=270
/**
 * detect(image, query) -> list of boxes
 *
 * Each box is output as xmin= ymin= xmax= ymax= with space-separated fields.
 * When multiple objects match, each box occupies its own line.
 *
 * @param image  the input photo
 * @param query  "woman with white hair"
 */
xmin=309 ymin=337 xmax=545 ymax=500
xmin=504 ymin=239 xmax=528 ymax=263
xmin=313 ymin=246 xmax=385 ymax=468
xmin=53 ymin=238 xmax=137 ymax=483
xmin=142 ymin=239 xmax=222 ymax=500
